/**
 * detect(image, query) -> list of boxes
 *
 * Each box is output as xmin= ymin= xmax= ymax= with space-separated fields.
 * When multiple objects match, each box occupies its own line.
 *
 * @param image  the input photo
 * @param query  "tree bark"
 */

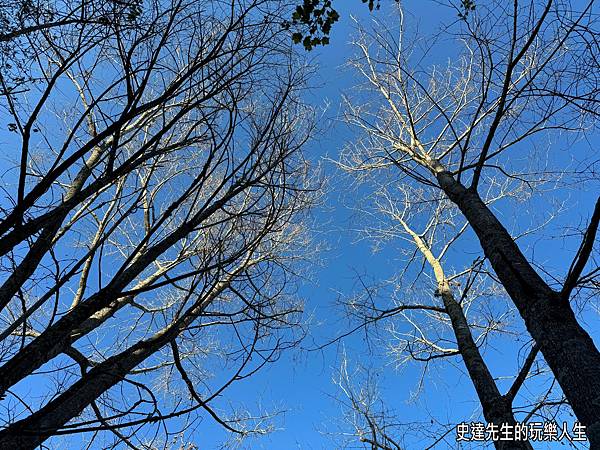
xmin=434 ymin=166 xmax=600 ymax=446
xmin=401 ymin=215 xmax=532 ymax=449
xmin=0 ymin=276 xmax=234 ymax=449
xmin=441 ymin=288 xmax=532 ymax=450
xmin=0 ymin=182 xmax=248 ymax=398
xmin=0 ymin=327 xmax=174 ymax=449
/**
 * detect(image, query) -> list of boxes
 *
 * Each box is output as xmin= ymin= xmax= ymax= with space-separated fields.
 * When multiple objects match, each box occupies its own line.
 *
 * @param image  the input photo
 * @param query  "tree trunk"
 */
xmin=0 ymin=184 xmax=243 ymax=398
xmin=0 ymin=276 xmax=233 ymax=449
xmin=0 ymin=329 xmax=172 ymax=449
xmin=441 ymin=287 xmax=533 ymax=450
xmin=435 ymin=167 xmax=600 ymax=446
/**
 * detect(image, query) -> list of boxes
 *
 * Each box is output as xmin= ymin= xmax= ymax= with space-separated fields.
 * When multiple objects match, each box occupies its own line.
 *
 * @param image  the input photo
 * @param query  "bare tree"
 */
xmin=331 ymin=182 xmax=563 ymax=449
xmin=0 ymin=0 xmax=316 ymax=448
xmin=338 ymin=0 xmax=600 ymax=446
xmin=334 ymin=357 xmax=410 ymax=450
xmin=333 ymin=355 xmax=464 ymax=450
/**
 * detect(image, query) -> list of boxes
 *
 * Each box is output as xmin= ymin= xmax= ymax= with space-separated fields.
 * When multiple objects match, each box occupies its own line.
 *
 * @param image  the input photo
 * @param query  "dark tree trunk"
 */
xmin=441 ymin=287 xmax=533 ymax=450
xmin=0 ymin=184 xmax=244 ymax=398
xmin=0 ymin=331 xmax=170 ymax=449
xmin=436 ymin=168 xmax=600 ymax=447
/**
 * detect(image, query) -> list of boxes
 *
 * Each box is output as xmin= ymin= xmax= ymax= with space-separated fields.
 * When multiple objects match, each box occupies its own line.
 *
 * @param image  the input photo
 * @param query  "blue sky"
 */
xmin=2 ymin=1 xmax=599 ymax=448
xmin=163 ymin=1 xmax=600 ymax=448
xmin=180 ymin=1 xmax=600 ymax=449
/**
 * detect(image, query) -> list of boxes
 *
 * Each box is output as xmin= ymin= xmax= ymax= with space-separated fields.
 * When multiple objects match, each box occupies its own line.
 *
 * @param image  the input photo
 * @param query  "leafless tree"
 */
xmin=330 ymin=184 xmax=567 ymax=449
xmin=338 ymin=0 xmax=600 ymax=447
xmin=333 ymin=355 xmax=464 ymax=450
xmin=0 ymin=0 xmax=316 ymax=448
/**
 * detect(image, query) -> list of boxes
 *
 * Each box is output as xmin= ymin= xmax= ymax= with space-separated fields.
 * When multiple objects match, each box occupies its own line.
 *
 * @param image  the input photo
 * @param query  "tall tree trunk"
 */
xmin=434 ymin=166 xmax=600 ymax=446
xmin=441 ymin=287 xmax=533 ymax=450
xmin=402 ymin=215 xmax=533 ymax=449
xmin=0 ymin=276 xmax=234 ymax=449
xmin=0 ymin=328 xmax=174 ymax=449
xmin=0 ymin=183 xmax=245 ymax=398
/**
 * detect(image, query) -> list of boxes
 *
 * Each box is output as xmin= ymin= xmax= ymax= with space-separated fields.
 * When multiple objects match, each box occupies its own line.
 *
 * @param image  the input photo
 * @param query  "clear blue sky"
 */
xmin=183 ymin=1 xmax=600 ymax=449
xmin=6 ymin=1 xmax=599 ymax=448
